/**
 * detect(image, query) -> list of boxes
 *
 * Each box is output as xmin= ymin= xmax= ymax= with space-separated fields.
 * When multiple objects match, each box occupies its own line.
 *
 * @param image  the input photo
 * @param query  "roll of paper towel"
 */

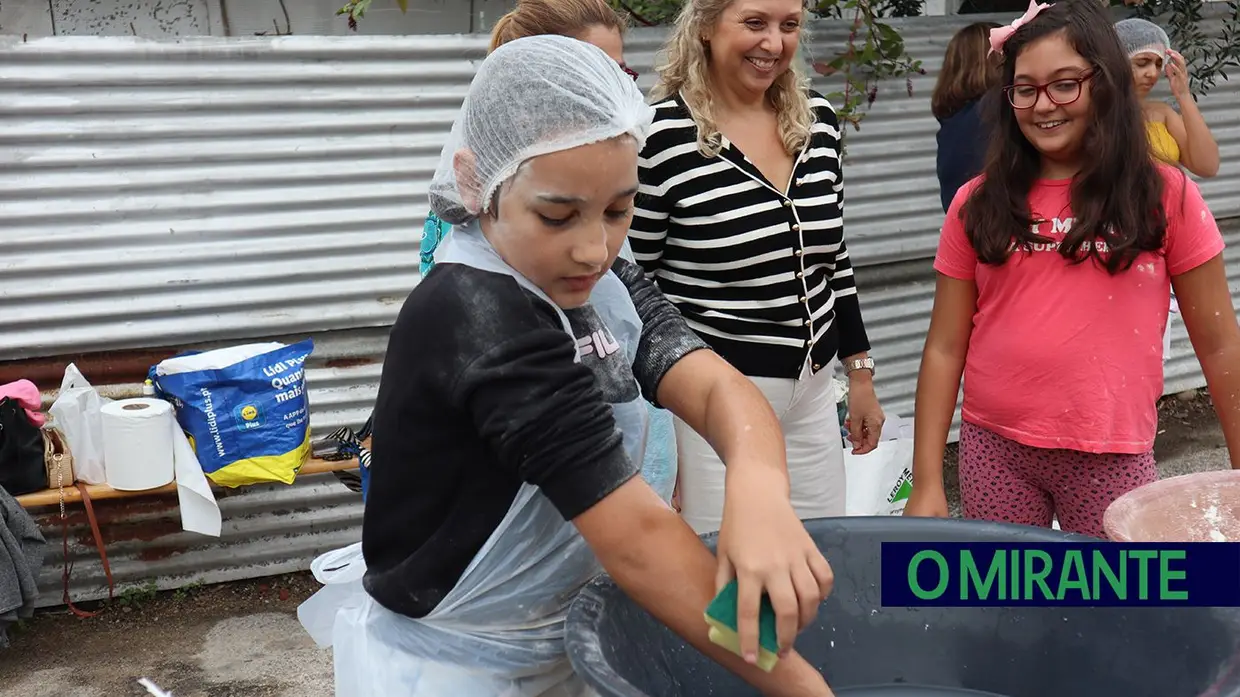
xmin=102 ymin=398 xmax=176 ymax=491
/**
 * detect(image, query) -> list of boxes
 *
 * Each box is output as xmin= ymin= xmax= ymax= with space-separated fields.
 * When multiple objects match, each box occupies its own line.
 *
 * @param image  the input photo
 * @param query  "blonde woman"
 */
xmin=629 ymin=0 xmax=885 ymax=534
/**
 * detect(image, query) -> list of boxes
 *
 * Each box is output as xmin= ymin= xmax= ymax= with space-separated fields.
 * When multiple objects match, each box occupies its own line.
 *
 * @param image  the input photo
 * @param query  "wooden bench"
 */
xmin=16 ymin=450 xmax=365 ymax=615
xmin=14 ymin=456 xmax=360 ymax=509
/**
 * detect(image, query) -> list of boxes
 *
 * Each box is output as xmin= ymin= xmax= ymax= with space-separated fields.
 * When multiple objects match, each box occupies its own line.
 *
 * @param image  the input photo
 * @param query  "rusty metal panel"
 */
xmin=1 ymin=327 xmax=386 ymax=436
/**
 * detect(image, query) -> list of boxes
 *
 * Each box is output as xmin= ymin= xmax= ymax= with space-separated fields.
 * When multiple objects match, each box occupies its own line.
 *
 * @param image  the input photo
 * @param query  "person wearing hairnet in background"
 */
xmin=298 ymin=35 xmax=837 ymax=697
xmin=1114 ymin=17 xmax=1219 ymax=178
xmin=1113 ymin=17 xmax=1221 ymax=362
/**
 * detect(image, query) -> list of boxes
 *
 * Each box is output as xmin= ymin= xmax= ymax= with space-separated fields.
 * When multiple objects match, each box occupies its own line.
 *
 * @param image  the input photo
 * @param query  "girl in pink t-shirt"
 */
xmin=904 ymin=0 xmax=1240 ymax=538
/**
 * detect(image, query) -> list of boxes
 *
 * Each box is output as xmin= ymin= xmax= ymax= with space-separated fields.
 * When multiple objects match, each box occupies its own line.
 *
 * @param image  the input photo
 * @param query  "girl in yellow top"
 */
xmin=1114 ymin=18 xmax=1219 ymax=177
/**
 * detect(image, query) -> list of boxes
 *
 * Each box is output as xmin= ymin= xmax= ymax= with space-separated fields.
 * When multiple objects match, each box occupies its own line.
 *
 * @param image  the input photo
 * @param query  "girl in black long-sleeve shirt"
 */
xmin=307 ymin=35 xmax=838 ymax=697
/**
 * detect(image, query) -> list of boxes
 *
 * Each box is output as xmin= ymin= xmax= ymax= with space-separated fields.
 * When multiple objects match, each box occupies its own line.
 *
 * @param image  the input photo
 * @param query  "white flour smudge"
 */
xmin=1205 ymin=504 xmax=1228 ymax=541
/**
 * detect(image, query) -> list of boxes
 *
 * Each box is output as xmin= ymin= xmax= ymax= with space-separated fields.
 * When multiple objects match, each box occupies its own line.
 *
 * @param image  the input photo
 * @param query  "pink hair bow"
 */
xmin=988 ymin=0 xmax=1052 ymax=56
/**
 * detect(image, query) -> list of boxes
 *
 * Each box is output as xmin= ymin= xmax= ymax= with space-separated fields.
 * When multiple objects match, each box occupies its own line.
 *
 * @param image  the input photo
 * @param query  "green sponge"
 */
xmin=703 ymin=578 xmax=781 ymax=672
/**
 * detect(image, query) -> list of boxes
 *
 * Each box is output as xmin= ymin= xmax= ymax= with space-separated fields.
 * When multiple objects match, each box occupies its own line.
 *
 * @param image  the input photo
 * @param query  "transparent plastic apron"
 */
xmin=299 ymin=225 xmax=667 ymax=697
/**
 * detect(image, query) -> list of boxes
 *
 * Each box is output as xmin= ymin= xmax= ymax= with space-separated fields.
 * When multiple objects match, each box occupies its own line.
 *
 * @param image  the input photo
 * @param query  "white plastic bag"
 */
xmin=298 ymin=542 xmax=368 ymax=648
xmin=47 ymin=363 xmax=110 ymax=485
xmin=843 ymin=414 xmax=914 ymax=517
xmin=153 ymin=342 xmax=285 ymax=376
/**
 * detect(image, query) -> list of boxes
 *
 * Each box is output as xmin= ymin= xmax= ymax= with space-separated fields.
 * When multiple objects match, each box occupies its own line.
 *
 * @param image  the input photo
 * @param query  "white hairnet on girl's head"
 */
xmin=428 ymin=34 xmax=655 ymax=226
xmin=1114 ymin=18 xmax=1171 ymax=61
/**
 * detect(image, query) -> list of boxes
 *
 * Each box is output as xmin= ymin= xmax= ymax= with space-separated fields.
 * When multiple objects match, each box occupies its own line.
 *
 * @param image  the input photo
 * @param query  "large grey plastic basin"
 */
xmin=566 ymin=517 xmax=1240 ymax=697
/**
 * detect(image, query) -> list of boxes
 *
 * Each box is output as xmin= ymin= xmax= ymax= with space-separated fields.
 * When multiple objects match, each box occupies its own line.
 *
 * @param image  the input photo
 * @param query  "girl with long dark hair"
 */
xmin=904 ymin=0 xmax=1240 ymax=537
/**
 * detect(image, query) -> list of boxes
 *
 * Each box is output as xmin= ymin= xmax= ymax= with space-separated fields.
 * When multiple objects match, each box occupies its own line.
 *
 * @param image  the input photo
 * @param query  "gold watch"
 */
xmin=844 ymin=357 xmax=875 ymax=376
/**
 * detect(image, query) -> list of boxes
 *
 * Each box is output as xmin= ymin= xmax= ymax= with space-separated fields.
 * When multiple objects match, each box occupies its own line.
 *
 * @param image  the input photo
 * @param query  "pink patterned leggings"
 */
xmin=957 ymin=422 xmax=1159 ymax=539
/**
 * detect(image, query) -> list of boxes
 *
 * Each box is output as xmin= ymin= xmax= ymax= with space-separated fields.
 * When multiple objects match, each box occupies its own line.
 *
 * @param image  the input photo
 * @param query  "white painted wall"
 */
xmin=1 ymin=0 xmax=54 ymax=35
xmin=0 ymin=0 xmax=516 ymax=38
xmin=222 ymin=0 xmax=469 ymax=36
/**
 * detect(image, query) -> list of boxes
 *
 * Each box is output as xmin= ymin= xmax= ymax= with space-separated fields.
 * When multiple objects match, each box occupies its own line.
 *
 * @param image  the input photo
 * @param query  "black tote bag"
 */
xmin=0 ymin=397 xmax=47 ymax=496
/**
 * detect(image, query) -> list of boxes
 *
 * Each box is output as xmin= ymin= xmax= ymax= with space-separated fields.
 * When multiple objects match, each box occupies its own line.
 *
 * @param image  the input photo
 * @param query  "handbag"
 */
xmin=43 ymin=426 xmax=75 ymax=491
xmin=41 ymin=422 xmax=114 ymax=617
xmin=0 ymin=397 xmax=47 ymax=496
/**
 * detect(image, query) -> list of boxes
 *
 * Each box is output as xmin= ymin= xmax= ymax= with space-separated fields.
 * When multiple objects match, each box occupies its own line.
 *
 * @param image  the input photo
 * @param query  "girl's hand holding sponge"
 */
xmin=705 ymin=578 xmax=837 ymax=696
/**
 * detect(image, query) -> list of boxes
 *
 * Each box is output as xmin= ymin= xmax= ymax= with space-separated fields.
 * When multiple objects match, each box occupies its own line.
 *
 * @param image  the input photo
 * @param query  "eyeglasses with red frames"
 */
xmin=620 ymin=63 xmax=639 ymax=81
xmin=1004 ymin=72 xmax=1094 ymax=109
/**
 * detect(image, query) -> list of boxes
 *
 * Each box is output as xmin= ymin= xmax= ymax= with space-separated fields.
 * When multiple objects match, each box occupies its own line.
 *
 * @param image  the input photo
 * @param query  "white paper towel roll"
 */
xmin=102 ymin=398 xmax=176 ymax=491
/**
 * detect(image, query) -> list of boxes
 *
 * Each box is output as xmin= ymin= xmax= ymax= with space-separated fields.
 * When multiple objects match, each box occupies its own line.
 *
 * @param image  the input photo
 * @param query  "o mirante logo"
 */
xmin=880 ymin=542 xmax=1240 ymax=607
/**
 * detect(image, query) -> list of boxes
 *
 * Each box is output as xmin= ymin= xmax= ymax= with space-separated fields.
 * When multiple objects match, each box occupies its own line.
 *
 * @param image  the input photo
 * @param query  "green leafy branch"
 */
xmin=808 ymin=0 xmax=924 ymax=132
xmin=609 ymin=0 xmax=682 ymax=25
xmin=337 ymin=0 xmax=408 ymax=31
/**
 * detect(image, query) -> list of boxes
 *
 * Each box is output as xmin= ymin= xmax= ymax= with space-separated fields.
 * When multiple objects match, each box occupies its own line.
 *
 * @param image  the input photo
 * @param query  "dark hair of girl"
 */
xmin=961 ymin=0 xmax=1167 ymax=275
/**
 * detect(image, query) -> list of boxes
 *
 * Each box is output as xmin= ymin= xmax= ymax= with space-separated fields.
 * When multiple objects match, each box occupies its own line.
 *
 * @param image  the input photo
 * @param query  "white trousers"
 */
xmin=676 ymin=365 xmax=846 ymax=535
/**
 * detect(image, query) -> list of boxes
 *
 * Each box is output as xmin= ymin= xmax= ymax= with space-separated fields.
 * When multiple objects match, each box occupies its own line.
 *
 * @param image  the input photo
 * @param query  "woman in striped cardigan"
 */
xmin=629 ymin=0 xmax=886 ymax=533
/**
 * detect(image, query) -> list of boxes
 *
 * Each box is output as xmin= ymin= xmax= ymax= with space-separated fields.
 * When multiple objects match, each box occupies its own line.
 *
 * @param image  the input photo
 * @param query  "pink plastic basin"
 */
xmin=1103 ymin=470 xmax=1240 ymax=542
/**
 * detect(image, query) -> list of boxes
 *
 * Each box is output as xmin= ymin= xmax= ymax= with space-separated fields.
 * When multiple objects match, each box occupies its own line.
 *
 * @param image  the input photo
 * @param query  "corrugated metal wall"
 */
xmin=6 ymin=12 xmax=1240 ymax=604
xmin=0 ymin=34 xmax=471 ymax=362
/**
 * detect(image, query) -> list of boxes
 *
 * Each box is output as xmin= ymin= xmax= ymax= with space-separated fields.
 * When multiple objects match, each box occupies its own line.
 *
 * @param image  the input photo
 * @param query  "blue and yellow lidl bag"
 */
xmin=150 ymin=339 xmax=315 ymax=487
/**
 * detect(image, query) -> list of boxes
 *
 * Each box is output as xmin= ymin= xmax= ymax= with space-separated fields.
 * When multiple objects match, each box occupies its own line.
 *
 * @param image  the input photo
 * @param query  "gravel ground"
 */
xmin=0 ymin=389 xmax=1229 ymax=696
xmin=0 ymin=573 xmax=330 ymax=696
